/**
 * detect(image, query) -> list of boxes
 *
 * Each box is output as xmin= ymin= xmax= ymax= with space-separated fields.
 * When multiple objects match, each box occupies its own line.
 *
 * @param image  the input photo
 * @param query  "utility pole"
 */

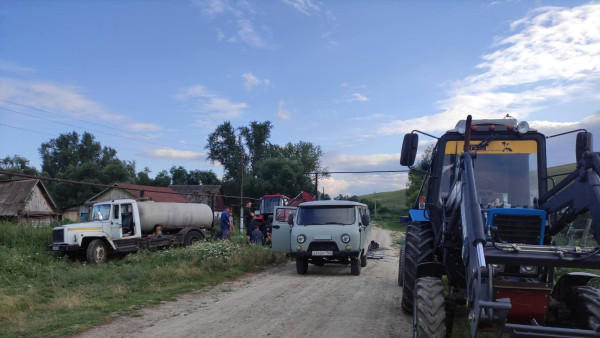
xmin=374 ymin=190 xmax=377 ymax=219
xmin=314 ymin=172 xmax=318 ymax=199
xmin=239 ymin=135 xmax=244 ymax=233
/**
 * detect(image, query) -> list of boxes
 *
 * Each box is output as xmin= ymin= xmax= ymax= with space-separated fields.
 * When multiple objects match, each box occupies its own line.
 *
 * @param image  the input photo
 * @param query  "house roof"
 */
xmin=169 ymin=185 xmax=223 ymax=196
xmin=0 ymin=179 xmax=57 ymax=216
xmin=87 ymin=183 xmax=190 ymax=203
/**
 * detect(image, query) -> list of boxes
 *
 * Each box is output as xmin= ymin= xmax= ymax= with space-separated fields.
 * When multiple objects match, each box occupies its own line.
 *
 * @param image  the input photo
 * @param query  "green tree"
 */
xmin=170 ymin=166 xmax=188 ymax=185
xmin=38 ymin=131 xmax=135 ymax=207
xmin=136 ymin=167 xmax=154 ymax=186
xmin=188 ymin=169 xmax=220 ymax=185
xmin=153 ymin=170 xmax=171 ymax=187
xmin=239 ymin=121 xmax=273 ymax=172
xmin=205 ymin=122 xmax=244 ymax=180
xmin=0 ymin=155 xmax=39 ymax=176
xmin=405 ymin=145 xmax=433 ymax=209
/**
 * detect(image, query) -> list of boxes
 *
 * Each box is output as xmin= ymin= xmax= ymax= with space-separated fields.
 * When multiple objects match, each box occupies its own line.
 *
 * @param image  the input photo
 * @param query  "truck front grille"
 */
xmin=52 ymin=228 xmax=65 ymax=243
xmin=493 ymin=214 xmax=542 ymax=245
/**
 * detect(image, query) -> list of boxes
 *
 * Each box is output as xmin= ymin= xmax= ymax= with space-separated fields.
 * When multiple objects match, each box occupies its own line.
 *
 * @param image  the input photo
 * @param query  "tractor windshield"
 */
xmin=440 ymin=139 xmax=539 ymax=208
xmin=261 ymin=196 xmax=283 ymax=215
xmin=296 ymin=206 xmax=356 ymax=225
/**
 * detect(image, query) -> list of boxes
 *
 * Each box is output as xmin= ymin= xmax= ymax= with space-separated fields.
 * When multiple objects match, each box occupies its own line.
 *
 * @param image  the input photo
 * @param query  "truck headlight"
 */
xmin=491 ymin=264 xmax=505 ymax=272
xmin=297 ymin=234 xmax=306 ymax=244
xmin=341 ymin=234 xmax=350 ymax=243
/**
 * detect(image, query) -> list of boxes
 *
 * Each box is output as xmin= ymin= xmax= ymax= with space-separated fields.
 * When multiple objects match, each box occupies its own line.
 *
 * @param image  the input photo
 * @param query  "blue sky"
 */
xmin=1 ymin=0 xmax=600 ymax=197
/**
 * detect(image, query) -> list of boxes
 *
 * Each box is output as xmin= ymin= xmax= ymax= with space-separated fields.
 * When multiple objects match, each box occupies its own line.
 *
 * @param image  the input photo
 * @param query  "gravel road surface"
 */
xmin=76 ymin=227 xmax=412 ymax=337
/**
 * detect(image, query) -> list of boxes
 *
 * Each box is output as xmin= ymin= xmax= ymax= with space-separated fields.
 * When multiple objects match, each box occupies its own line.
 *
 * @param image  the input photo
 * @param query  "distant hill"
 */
xmin=358 ymin=163 xmax=577 ymax=215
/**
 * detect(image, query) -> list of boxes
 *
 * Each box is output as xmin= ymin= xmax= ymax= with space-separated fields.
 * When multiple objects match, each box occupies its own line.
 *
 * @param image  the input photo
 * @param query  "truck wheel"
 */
xmin=398 ymin=245 xmax=405 ymax=287
xmin=413 ymin=277 xmax=446 ymax=337
xmin=360 ymin=251 xmax=368 ymax=267
xmin=351 ymin=257 xmax=361 ymax=276
xmin=86 ymin=239 xmax=108 ymax=264
xmin=565 ymin=286 xmax=600 ymax=331
xmin=184 ymin=231 xmax=204 ymax=246
xmin=401 ymin=222 xmax=434 ymax=313
xmin=296 ymin=257 xmax=308 ymax=274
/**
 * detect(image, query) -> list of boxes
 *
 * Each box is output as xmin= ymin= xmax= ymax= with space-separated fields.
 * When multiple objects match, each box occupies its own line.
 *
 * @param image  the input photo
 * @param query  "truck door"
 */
xmin=110 ymin=204 xmax=123 ymax=240
xmin=271 ymin=206 xmax=296 ymax=253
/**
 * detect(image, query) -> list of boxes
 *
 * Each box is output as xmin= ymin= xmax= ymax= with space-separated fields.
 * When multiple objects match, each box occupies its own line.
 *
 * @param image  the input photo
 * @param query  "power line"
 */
xmin=0 ymin=97 xmax=205 ymax=149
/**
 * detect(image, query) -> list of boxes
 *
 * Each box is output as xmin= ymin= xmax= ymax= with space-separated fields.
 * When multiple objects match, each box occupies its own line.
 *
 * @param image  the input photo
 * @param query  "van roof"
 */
xmin=298 ymin=200 xmax=366 ymax=207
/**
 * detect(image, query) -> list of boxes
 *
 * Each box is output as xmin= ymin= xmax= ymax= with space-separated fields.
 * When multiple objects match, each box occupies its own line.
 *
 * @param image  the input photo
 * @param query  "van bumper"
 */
xmin=289 ymin=250 xmax=361 ymax=258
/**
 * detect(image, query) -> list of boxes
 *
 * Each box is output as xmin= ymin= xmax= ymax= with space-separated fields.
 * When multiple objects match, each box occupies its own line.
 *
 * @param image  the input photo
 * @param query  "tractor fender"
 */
xmin=552 ymin=272 xmax=600 ymax=302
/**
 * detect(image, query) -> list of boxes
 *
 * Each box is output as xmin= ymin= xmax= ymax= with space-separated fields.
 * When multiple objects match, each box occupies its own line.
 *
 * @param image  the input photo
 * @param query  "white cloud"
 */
xmin=278 ymin=100 xmax=291 ymax=120
xmin=242 ymin=72 xmax=269 ymax=91
xmin=177 ymin=84 xmax=247 ymax=119
xmin=350 ymin=92 xmax=369 ymax=102
xmin=378 ymin=4 xmax=600 ymax=135
xmin=283 ymin=0 xmax=320 ymax=16
xmin=0 ymin=60 xmax=34 ymax=74
xmin=150 ymin=147 xmax=203 ymax=160
xmin=129 ymin=122 xmax=161 ymax=132
xmin=0 ymin=77 xmax=123 ymax=121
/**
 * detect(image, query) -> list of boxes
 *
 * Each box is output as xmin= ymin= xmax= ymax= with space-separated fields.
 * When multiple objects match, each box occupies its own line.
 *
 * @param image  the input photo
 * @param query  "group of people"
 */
xmin=218 ymin=201 xmax=266 ymax=245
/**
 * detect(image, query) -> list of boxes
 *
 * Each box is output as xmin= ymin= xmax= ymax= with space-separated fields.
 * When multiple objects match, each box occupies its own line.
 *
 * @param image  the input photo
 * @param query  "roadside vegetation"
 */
xmin=0 ymin=221 xmax=286 ymax=337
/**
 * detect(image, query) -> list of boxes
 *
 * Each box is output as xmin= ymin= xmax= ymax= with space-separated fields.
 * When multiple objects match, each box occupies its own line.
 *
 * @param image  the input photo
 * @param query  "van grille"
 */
xmin=308 ymin=242 xmax=339 ymax=253
xmin=493 ymin=214 xmax=542 ymax=244
xmin=52 ymin=228 xmax=65 ymax=243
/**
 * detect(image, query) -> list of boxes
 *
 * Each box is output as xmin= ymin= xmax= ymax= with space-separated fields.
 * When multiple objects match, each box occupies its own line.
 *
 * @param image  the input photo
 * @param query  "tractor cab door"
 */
xmin=271 ymin=206 xmax=296 ymax=253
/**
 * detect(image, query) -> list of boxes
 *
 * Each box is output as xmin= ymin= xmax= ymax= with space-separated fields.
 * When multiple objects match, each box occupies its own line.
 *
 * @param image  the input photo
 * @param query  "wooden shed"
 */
xmin=0 ymin=179 xmax=58 ymax=226
xmin=85 ymin=183 xmax=190 ymax=206
xmin=169 ymin=185 xmax=226 ymax=211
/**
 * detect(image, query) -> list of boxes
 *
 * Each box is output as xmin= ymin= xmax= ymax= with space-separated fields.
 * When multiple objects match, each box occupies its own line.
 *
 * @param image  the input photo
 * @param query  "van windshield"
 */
xmin=296 ymin=206 xmax=355 ymax=225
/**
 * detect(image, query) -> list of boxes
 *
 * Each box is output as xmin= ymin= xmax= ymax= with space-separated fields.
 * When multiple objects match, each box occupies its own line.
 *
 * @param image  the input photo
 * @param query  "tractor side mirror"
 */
xmin=576 ymin=131 xmax=593 ymax=161
xmin=400 ymin=133 xmax=419 ymax=167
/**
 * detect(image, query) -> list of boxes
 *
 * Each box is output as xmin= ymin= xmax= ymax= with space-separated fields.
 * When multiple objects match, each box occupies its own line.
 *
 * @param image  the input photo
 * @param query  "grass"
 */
xmin=0 ymin=222 xmax=286 ymax=337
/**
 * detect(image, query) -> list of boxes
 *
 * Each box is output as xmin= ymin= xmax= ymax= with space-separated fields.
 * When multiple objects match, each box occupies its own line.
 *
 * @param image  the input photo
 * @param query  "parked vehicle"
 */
xmin=399 ymin=115 xmax=600 ymax=337
xmin=271 ymin=200 xmax=371 ymax=276
xmin=50 ymin=199 xmax=212 ymax=263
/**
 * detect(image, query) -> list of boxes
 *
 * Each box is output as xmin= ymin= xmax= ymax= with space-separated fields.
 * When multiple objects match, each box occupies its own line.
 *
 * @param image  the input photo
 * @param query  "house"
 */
xmin=61 ymin=204 xmax=90 ymax=222
xmin=86 ymin=183 xmax=190 ymax=206
xmin=0 ymin=179 xmax=58 ymax=226
xmin=169 ymin=185 xmax=226 ymax=211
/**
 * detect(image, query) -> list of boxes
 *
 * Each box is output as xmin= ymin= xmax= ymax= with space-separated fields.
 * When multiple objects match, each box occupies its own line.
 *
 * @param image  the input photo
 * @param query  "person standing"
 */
xmin=220 ymin=207 xmax=231 ymax=240
xmin=243 ymin=201 xmax=255 ymax=239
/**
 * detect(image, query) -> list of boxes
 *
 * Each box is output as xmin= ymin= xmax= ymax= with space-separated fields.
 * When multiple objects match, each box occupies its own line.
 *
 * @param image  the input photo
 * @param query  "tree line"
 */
xmin=0 ymin=121 xmax=326 ymax=209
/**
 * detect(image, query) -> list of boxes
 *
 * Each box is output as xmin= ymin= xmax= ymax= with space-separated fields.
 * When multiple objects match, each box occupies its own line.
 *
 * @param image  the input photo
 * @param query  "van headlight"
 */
xmin=341 ymin=234 xmax=350 ymax=243
xmin=297 ymin=234 xmax=306 ymax=244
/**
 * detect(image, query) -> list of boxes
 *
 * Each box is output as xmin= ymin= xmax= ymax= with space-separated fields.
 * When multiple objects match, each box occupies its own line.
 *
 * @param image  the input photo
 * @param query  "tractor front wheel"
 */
xmin=413 ymin=277 xmax=446 ymax=337
xmin=401 ymin=222 xmax=434 ymax=313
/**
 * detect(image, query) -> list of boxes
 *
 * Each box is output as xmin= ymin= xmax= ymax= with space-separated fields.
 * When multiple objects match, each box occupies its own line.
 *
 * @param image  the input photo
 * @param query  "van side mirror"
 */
xmin=361 ymin=214 xmax=370 ymax=226
xmin=287 ymin=213 xmax=294 ymax=226
xmin=576 ymin=131 xmax=593 ymax=162
xmin=400 ymin=133 xmax=419 ymax=167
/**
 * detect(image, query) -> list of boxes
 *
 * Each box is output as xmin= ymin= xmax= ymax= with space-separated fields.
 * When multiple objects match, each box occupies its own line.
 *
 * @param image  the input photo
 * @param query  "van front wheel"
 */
xmin=296 ymin=257 xmax=308 ymax=274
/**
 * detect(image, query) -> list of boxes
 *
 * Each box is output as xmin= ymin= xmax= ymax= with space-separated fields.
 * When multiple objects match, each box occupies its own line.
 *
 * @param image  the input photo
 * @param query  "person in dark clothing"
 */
xmin=220 ymin=207 xmax=232 ymax=240
xmin=243 ymin=201 xmax=255 ymax=239
xmin=250 ymin=225 xmax=264 ymax=245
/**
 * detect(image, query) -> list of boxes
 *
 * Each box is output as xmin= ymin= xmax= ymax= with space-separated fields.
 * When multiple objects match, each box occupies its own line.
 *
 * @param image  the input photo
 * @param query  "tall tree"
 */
xmin=170 ymin=165 xmax=188 ymax=185
xmin=0 ymin=155 xmax=39 ymax=176
xmin=239 ymin=121 xmax=273 ymax=173
xmin=205 ymin=122 xmax=244 ymax=180
xmin=188 ymin=169 xmax=220 ymax=185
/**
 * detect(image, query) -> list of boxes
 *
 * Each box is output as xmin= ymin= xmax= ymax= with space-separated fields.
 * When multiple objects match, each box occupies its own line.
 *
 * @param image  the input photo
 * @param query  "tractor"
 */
xmin=399 ymin=115 xmax=600 ymax=337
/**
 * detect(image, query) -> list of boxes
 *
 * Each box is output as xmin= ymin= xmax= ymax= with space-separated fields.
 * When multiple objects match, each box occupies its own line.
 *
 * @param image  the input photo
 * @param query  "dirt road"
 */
xmin=77 ymin=227 xmax=412 ymax=337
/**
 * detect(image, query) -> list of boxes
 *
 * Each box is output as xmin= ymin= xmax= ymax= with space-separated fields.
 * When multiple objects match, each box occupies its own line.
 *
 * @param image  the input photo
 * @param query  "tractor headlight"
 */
xmin=517 ymin=121 xmax=530 ymax=134
xmin=297 ymin=234 xmax=306 ymax=244
xmin=341 ymin=234 xmax=351 ymax=243
xmin=456 ymin=120 xmax=467 ymax=135
xmin=520 ymin=265 xmax=538 ymax=275
xmin=491 ymin=264 xmax=505 ymax=273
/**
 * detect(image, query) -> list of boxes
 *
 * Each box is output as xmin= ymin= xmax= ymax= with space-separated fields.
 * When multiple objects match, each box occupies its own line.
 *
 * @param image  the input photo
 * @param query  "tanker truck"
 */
xmin=49 ymin=199 xmax=213 ymax=263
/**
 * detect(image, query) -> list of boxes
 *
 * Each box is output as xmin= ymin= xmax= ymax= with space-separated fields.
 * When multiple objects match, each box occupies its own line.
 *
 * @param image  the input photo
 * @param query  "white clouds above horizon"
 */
xmin=177 ymin=84 xmax=248 ymax=119
xmin=283 ymin=0 xmax=320 ymax=16
xmin=350 ymin=92 xmax=369 ymax=102
xmin=278 ymin=100 xmax=291 ymax=120
xmin=242 ymin=72 xmax=269 ymax=91
xmin=149 ymin=147 xmax=203 ymax=160
xmin=378 ymin=4 xmax=600 ymax=135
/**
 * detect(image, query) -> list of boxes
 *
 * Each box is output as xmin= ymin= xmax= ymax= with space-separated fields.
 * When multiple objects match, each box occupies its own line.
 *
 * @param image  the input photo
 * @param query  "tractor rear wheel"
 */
xmin=413 ymin=277 xmax=446 ymax=337
xmin=397 ymin=245 xmax=405 ymax=286
xmin=401 ymin=222 xmax=434 ymax=313
xmin=566 ymin=286 xmax=600 ymax=332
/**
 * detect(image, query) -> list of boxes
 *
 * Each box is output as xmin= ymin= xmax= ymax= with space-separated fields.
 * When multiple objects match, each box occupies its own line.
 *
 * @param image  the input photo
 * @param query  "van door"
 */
xmin=271 ymin=206 xmax=296 ymax=253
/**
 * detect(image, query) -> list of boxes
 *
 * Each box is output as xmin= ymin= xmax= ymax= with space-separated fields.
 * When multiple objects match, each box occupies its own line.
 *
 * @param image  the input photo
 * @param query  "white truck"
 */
xmin=50 ymin=199 xmax=213 ymax=263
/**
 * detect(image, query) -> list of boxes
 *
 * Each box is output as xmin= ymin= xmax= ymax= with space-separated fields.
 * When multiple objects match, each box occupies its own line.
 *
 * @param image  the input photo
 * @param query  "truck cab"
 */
xmin=272 ymin=200 xmax=371 ymax=276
